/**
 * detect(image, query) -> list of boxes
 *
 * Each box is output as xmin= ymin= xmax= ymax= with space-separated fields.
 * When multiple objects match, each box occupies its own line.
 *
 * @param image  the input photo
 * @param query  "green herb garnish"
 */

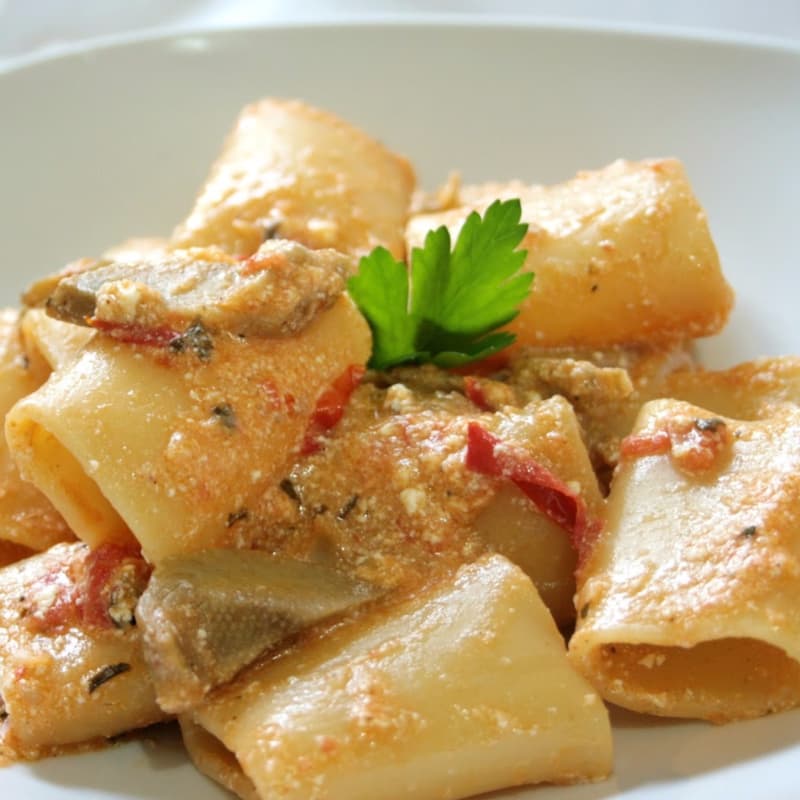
xmin=347 ymin=199 xmax=532 ymax=369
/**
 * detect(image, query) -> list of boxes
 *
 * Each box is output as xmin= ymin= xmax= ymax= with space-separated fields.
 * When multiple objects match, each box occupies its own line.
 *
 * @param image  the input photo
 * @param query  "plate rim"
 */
xmin=1 ymin=15 xmax=799 ymax=79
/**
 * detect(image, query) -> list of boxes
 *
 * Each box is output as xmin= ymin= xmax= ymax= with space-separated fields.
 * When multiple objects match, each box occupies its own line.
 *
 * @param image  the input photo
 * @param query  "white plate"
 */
xmin=1 ymin=20 xmax=799 ymax=800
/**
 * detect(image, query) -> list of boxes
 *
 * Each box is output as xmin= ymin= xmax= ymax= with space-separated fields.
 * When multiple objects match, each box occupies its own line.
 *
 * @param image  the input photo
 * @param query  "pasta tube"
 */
xmin=569 ymin=399 xmax=800 ymax=721
xmin=20 ymin=309 xmax=95 ymax=372
xmin=0 ymin=309 xmax=73 ymax=553
xmin=0 ymin=543 xmax=165 ymax=756
xmin=407 ymin=159 xmax=734 ymax=348
xmin=171 ymin=98 xmax=415 ymax=258
xmin=6 ymin=296 xmax=371 ymax=562
xmin=185 ymin=555 xmax=612 ymax=800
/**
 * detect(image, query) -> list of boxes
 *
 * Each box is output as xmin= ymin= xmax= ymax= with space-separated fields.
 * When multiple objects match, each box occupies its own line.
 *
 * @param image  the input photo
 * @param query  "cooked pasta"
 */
xmin=407 ymin=159 xmax=734 ymax=349
xmin=0 ymin=309 xmax=73 ymax=553
xmin=171 ymin=98 xmax=415 ymax=259
xmin=0 ymin=542 xmax=164 ymax=757
xmin=0 ymin=98 xmax=797 ymax=800
xmin=569 ymin=399 xmax=800 ymax=722
xmin=184 ymin=556 xmax=612 ymax=800
xmin=6 ymin=294 xmax=371 ymax=561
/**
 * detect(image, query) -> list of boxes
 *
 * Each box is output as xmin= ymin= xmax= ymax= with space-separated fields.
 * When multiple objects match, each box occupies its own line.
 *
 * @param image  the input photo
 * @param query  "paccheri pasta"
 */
xmin=0 ymin=97 xmax=797 ymax=799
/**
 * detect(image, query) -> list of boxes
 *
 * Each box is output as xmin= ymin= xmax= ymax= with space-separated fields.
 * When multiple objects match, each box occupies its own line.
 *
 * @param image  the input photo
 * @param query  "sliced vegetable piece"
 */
xmin=136 ymin=549 xmax=379 ymax=713
xmin=44 ymin=240 xmax=355 ymax=339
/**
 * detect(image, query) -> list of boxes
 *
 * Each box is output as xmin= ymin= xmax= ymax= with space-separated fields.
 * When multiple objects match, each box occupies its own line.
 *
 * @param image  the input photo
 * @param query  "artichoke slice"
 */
xmin=44 ymin=240 xmax=354 ymax=339
xmin=137 ymin=549 xmax=377 ymax=713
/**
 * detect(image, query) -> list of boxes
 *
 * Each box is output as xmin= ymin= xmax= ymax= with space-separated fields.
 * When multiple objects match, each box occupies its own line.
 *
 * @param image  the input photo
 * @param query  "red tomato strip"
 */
xmin=463 ymin=376 xmax=493 ymax=411
xmin=620 ymin=420 xmax=731 ymax=475
xmin=619 ymin=430 xmax=671 ymax=459
xmin=300 ymin=365 xmax=365 ymax=455
xmin=87 ymin=318 xmax=179 ymax=347
xmin=465 ymin=422 xmax=598 ymax=556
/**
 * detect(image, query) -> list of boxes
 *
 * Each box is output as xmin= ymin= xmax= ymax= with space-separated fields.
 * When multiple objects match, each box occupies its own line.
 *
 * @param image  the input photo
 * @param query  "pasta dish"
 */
xmin=0 ymin=98 xmax=798 ymax=799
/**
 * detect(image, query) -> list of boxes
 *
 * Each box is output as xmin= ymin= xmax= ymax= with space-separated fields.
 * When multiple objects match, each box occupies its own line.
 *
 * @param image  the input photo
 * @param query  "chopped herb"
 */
xmin=279 ymin=478 xmax=301 ymax=503
xmin=87 ymin=662 xmax=131 ymax=694
xmin=226 ymin=509 xmax=249 ymax=528
xmin=590 ymin=284 xmax=599 ymax=293
xmin=348 ymin=199 xmax=532 ymax=369
xmin=169 ymin=320 xmax=214 ymax=361
xmin=212 ymin=403 xmax=237 ymax=430
xmin=337 ymin=494 xmax=359 ymax=520
xmin=740 ymin=525 xmax=758 ymax=538
xmin=695 ymin=417 xmax=725 ymax=433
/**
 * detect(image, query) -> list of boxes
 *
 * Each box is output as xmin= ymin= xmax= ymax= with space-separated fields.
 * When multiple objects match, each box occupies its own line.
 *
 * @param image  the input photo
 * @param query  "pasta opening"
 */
xmin=179 ymin=718 xmax=258 ymax=800
xmin=593 ymin=638 xmax=800 ymax=722
xmin=16 ymin=420 xmax=133 ymax=548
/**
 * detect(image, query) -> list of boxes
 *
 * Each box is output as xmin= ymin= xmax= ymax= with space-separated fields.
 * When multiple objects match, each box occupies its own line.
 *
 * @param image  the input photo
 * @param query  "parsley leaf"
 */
xmin=345 ymin=245 xmax=419 ymax=368
xmin=347 ymin=199 xmax=532 ymax=370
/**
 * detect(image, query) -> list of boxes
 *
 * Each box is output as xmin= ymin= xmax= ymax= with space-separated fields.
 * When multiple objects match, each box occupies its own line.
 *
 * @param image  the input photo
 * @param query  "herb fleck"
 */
xmin=87 ymin=663 xmax=131 ymax=694
xmin=226 ymin=509 xmax=249 ymax=528
xmin=212 ymin=403 xmax=237 ymax=430
xmin=337 ymin=494 xmax=359 ymax=520
xmin=169 ymin=320 xmax=214 ymax=361
xmin=279 ymin=478 xmax=301 ymax=503
xmin=590 ymin=284 xmax=599 ymax=293
xmin=740 ymin=525 xmax=758 ymax=538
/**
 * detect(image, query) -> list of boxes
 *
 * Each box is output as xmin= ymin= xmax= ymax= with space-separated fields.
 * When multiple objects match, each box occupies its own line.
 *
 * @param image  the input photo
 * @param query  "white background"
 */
xmin=1 ymin=0 xmax=799 ymax=69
